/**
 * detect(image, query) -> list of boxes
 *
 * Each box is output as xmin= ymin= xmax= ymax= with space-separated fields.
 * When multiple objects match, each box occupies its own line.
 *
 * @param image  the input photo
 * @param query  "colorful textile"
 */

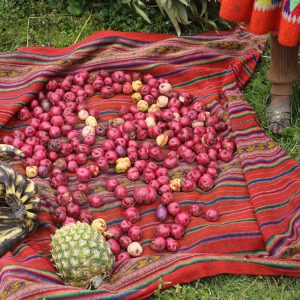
xmin=220 ymin=0 xmax=300 ymax=46
xmin=0 ymin=28 xmax=300 ymax=300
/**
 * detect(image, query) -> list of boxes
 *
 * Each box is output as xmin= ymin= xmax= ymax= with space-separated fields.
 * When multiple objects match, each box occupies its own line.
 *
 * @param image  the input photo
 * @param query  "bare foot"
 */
xmin=266 ymin=94 xmax=291 ymax=136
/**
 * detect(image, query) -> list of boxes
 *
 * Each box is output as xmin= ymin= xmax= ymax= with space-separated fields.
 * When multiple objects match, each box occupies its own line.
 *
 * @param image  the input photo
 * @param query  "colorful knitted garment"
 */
xmin=220 ymin=0 xmax=300 ymax=46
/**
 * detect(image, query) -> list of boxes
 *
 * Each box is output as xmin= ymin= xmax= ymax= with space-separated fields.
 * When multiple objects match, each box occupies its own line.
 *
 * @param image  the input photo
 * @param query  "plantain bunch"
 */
xmin=0 ymin=144 xmax=40 ymax=257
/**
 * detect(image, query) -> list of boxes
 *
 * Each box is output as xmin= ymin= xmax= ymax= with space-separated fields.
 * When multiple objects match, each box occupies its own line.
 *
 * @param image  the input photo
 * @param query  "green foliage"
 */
xmin=119 ymin=0 xmax=229 ymax=35
xmin=150 ymin=275 xmax=300 ymax=300
xmin=67 ymin=0 xmax=84 ymax=17
xmin=120 ymin=0 xmax=152 ymax=23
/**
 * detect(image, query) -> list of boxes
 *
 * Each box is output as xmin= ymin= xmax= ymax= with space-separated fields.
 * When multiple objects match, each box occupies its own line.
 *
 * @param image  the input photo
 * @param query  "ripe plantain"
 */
xmin=15 ymin=172 xmax=30 ymax=200
xmin=0 ymin=144 xmax=40 ymax=257
xmin=0 ymin=199 xmax=39 ymax=226
xmin=0 ymin=173 xmax=34 ymax=207
xmin=24 ymin=196 xmax=41 ymax=211
xmin=20 ymin=179 xmax=38 ymax=204
xmin=0 ymin=183 xmax=6 ymax=205
xmin=0 ymin=218 xmax=38 ymax=257
xmin=0 ymin=144 xmax=25 ymax=162
xmin=0 ymin=207 xmax=22 ymax=224
xmin=0 ymin=182 xmax=5 ymax=196
xmin=0 ymin=162 xmax=16 ymax=189
xmin=0 ymin=162 xmax=25 ymax=219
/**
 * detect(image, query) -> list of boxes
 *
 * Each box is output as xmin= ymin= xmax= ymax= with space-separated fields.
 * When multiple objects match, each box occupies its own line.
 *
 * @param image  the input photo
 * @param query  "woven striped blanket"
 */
xmin=0 ymin=27 xmax=299 ymax=300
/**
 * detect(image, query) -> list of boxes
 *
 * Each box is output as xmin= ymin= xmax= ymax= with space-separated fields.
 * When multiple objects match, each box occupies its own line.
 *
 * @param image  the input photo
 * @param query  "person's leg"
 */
xmin=266 ymin=34 xmax=299 ymax=135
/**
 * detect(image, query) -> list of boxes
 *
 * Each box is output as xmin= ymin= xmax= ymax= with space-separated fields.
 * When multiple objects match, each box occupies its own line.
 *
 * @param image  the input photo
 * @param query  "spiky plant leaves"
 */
xmin=120 ymin=0 xmax=224 ymax=36
xmin=199 ymin=0 xmax=208 ymax=17
xmin=133 ymin=2 xmax=152 ymax=23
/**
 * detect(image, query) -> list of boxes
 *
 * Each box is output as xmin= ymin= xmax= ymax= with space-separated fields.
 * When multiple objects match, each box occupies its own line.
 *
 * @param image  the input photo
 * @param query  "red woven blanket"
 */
xmin=0 ymin=27 xmax=299 ymax=300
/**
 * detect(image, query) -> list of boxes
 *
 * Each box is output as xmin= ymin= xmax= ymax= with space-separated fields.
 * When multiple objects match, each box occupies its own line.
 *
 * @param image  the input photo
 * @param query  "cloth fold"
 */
xmin=0 ymin=27 xmax=299 ymax=300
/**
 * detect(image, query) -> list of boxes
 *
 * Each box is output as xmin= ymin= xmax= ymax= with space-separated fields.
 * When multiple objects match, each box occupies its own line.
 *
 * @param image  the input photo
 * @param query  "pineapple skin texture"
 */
xmin=50 ymin=222 xmax=115 ymax=289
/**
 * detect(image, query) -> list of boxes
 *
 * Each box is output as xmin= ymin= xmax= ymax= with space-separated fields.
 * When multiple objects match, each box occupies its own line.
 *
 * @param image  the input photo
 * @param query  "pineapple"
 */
xmin=50 ymin=222 xmax=114 ymax=289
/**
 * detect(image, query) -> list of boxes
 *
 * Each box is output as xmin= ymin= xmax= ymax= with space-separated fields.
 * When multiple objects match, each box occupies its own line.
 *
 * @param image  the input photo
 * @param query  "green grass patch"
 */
xmin=151 ymin=275 xmax=300 ymax=300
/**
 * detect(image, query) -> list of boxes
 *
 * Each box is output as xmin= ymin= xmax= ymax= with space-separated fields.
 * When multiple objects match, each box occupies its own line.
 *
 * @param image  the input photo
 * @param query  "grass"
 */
xmin=0 ymin=1 xmax=299 ymax=299
xmin=150 ymin=275 xmax=300 ymax=300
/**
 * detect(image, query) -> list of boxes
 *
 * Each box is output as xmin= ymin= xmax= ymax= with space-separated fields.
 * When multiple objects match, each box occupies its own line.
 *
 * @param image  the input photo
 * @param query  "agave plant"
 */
xmin=119 ymin=0 xmax=228 ymax=35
